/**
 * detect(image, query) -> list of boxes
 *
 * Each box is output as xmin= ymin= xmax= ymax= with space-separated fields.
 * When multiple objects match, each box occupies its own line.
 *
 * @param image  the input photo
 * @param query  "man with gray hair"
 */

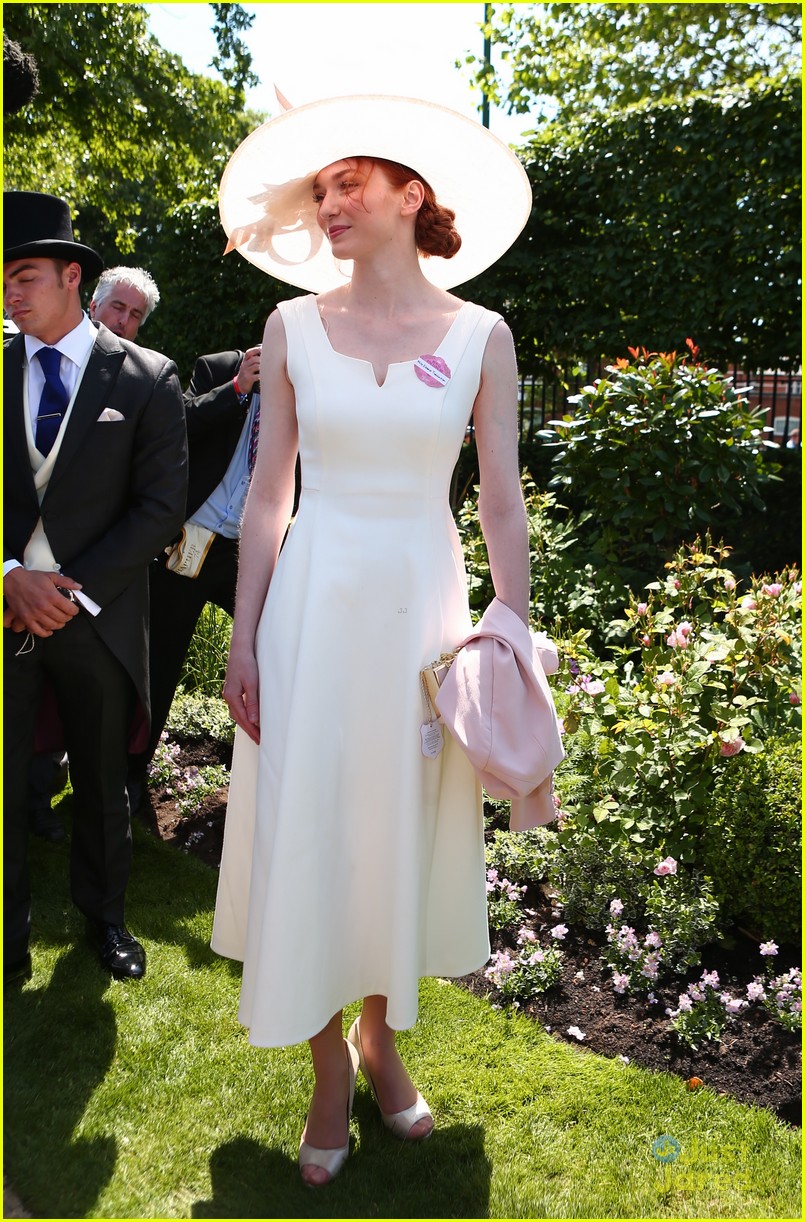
xmin=89 ymin=266 xmax=159 ymax=342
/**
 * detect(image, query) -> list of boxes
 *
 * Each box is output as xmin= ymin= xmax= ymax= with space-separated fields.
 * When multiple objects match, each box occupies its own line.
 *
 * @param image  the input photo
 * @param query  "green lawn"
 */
xmin=4 ymin=798 xmax=801 ymax=1219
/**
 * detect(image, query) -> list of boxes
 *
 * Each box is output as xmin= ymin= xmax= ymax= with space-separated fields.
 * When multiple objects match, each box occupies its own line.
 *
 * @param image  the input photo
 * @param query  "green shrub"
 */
xmin=457 ymin=475 xmax=629 ymax=640
xmin=485 ymin=827 xmax=559 ymax=887
xmin=553 ymin=834 xmax=721 ymax=974
xmin=551 ymin=725 xmax=611 ymax=810
xmin=643 ymin=870 xmax=722 ymax=972
xmin=548 ymin=832 xmax=648 ymax=932
xmin=538 ymin=345 xmax=779 ymax=571
xmin=166 ymin=689 xmax=235 ymax=746
xmin=702 ymin=733 xmax=802 ymax=943
xmin=557 ymin=536 xmax=801 ymax=861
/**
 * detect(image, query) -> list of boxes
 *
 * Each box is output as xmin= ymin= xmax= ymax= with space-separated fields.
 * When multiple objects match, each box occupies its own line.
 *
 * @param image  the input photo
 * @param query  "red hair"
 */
xmin=351 ymin=157 xmax=462 ymax=259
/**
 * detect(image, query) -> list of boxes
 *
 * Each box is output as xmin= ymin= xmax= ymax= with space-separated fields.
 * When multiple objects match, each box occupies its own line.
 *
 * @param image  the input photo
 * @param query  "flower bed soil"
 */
xmin=142 ymin=737 xmax=801 ymax=1130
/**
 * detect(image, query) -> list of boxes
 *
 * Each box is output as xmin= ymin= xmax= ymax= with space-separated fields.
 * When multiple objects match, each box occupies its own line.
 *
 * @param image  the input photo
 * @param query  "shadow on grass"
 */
xmin=192 ymin=1121 xmax=491 ymax=1219
xmin=4 ymin=946 xmax=118 ymax=1219
xmin=3 ymin=810 xmax=228 ymax=1217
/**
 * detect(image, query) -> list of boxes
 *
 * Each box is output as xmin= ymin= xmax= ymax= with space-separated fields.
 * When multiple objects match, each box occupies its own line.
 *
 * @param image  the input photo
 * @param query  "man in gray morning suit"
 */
xmin=3 ymin=191 xmax=188 ymax=983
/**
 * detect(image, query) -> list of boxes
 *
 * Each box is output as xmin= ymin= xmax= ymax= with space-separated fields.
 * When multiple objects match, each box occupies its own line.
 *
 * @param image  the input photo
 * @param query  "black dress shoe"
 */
xmin=87 ymin=922 xmax=146 ymax=980
xmin=30 ymin=810 xmax=66 ymax=843
xmin=4 ymin=952 xmax=32 ymax=986
xmin=125 ymin=768 xmax=147 ymax=818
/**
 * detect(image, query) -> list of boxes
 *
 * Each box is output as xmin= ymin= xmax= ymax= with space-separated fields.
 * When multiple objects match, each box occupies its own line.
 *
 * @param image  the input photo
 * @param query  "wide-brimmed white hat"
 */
xmin=218 ymin=94 xmax=532 ymax=292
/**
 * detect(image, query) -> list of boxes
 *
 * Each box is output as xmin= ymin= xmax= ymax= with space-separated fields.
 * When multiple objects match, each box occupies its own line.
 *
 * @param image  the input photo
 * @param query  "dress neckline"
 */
xmin=310 ymin=296 xmax=470 ymax=389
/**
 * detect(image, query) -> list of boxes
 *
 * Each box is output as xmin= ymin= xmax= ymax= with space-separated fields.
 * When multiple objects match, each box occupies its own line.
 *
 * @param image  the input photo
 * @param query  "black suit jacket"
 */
xmin=4 ymin=323 xmax=188 ymax=716
xmin=183 ymin=350 xmax=255 ymax=520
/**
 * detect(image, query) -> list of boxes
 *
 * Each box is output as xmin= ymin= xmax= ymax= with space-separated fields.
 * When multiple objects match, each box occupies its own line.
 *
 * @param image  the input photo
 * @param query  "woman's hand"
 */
xmin=223 ymin=644 xmax=261 ymax=744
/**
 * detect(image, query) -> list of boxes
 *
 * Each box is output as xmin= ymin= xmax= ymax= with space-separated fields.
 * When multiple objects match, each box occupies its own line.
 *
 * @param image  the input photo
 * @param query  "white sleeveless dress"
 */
xmin=211 ymin=293 xmax=501 ymax=1047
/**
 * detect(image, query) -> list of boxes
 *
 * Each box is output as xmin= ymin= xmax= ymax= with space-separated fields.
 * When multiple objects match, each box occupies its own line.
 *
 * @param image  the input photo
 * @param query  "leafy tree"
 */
xmin=3 ymin=3 xmax=260 ymax=254
xmin=467 ymin=3 xmax=801 ymax=126
xmin=210 ymin=3 xmax=258 ymax=104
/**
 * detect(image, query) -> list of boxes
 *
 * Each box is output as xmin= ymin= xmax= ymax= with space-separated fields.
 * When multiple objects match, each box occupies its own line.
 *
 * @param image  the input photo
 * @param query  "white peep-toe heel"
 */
xmin=298 ymin=1038 xmax=360 ymax=1186
xmin=347 ymin=1018 xmax=433 ymax=1141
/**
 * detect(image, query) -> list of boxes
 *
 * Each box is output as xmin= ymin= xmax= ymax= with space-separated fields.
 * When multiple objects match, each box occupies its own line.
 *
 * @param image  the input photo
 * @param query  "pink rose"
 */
xmin=740 ymin=595 xmax=757 ymax=611
xmin=571 ymin=675 xmax=606 ymax=696
xmin=653 ymin=856 xmax=677 ymax=876
xmin=656 ymin=671 xmax=676 ymax=686
xmin=719 ymin=736 xmax=745 ymax=757
xmin=678 ymin=620 xmax=693 ymax=638
xmin=724 ymin=577 xmax=736 ymax=591
xmin=667 ymin=630 xmax=689 ymax=649
xmin=762 ymin=583 xmax=783 ymax=597
xmin=641 ymin=635 xmax=651 ymax=646
xmin=790 ymin=693 xmax=801 ymax=706
xmin=636 ymin=602 xmax=648 ymax=615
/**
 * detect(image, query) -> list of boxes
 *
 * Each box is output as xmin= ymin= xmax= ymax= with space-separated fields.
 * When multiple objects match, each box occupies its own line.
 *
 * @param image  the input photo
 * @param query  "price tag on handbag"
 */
xmin=420 ymin=720 xmax=444 ymax=758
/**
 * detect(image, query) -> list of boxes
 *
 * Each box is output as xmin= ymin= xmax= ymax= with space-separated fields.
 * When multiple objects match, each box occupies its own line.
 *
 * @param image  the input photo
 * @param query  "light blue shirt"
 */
xmin=189 ymin=392 xmax=260 ymax=540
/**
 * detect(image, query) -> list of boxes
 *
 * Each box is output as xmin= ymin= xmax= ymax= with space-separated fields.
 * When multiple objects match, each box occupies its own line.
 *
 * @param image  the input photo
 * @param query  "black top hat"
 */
xmin=3 ymin=191 xmax=103 ymax=282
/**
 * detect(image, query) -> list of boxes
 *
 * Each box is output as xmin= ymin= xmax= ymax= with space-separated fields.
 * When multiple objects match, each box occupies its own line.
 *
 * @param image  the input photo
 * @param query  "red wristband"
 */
xmin=233 ymin=375 xmax=243 ymax=396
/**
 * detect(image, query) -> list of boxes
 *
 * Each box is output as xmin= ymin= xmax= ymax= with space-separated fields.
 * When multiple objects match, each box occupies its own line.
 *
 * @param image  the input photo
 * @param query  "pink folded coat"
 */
xmin=434 ymin=597 xmax=565 ymax=830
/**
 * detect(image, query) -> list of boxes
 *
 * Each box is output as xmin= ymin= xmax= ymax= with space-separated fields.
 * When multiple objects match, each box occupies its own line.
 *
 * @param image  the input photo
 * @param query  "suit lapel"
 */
xmin=3 ymin=335 xmax=39 ymax=509
xmin=45 ymin=328 xmax=126 ymax=496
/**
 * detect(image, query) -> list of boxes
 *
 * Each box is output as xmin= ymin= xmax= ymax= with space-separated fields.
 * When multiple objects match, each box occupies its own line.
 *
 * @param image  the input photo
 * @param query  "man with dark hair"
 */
xmin=3 ymin=33 xmax=39 ymax=115
xmin=3 ymin=191 xmax=188 ymax=983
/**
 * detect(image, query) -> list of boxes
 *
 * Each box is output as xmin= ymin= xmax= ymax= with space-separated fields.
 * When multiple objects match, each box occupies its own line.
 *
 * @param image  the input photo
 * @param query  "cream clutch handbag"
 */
xmin=420 ymin=650 xmax=459 ymax=722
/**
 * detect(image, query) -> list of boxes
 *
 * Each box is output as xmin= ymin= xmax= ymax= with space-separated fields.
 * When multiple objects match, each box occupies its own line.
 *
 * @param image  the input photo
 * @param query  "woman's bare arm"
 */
xmin=472 ymin=320 xmax=530 ymax=624
xmin=223 ymin=309 xmax=299 ymax=741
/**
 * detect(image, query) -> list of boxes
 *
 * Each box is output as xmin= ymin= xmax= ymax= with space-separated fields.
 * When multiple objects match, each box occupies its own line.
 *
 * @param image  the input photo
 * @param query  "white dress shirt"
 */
xmin=3 ymin=314 xmax=102 ymax=613
xmin=24 ymin=312 xmax=97 ymax=431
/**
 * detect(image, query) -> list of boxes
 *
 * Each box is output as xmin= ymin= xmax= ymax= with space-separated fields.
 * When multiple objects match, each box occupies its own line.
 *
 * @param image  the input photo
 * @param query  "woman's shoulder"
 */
xmin=275 ymin=293 xmax=317 ymax=318
xmin=455 ymin=295 xmax=504 ymax=323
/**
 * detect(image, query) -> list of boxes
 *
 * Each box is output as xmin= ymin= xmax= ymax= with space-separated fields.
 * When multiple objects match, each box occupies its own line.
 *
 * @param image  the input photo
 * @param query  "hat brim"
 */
xmin=3 ymin=239 xmax=104 ymax=283
xmin=218 ymin=94 xmax=532 ymax=293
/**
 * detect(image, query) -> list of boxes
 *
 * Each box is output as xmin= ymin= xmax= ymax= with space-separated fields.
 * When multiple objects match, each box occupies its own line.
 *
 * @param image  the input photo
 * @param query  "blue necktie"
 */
xmin=35 ymin=347 xmax=70 ymax=457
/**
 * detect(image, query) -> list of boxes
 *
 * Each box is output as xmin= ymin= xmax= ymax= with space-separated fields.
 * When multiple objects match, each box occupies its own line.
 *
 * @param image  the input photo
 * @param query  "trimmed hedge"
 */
xmin=702 ymin=733 xmax=802 ymax=944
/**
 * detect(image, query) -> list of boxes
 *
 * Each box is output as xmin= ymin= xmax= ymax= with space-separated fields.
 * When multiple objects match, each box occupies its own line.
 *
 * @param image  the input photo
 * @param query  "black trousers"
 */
xmin=4 ymin=614 xmax=135 ymax=961
xmin=144 ymin=533 xmax=238 ymax=762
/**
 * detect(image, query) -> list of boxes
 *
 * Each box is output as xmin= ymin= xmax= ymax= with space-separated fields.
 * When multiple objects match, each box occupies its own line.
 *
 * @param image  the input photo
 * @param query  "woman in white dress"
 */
xmin=214 ymin=95 xmax=533 ymax=1186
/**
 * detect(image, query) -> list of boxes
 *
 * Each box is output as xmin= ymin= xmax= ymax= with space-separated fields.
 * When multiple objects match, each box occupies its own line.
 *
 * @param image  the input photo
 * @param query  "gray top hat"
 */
xmin=3 ymin=190 xmax=104 ymax=281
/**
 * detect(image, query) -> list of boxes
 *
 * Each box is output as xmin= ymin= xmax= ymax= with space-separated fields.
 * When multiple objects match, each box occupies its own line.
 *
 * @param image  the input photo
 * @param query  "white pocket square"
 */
xmin=97 ymin=408 xmax=125 ymax=422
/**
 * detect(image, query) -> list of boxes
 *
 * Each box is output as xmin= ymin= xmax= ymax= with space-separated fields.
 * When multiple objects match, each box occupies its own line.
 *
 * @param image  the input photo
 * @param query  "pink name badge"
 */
xmin=414 ymin=355 xmax=451 ymax=388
